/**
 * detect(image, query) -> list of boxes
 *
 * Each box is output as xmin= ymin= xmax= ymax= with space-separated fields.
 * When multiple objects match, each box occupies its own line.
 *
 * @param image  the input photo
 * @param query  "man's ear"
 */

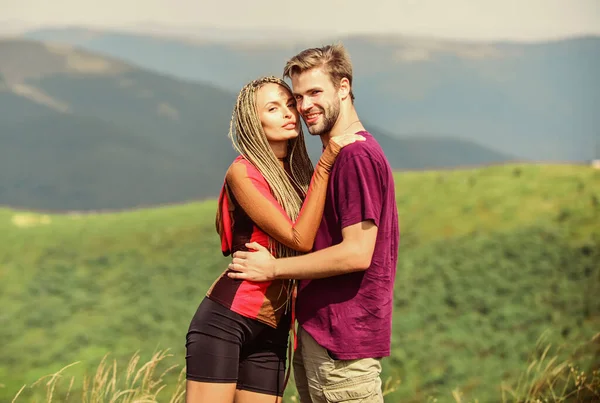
xmin=338 ymin=77 xmax=351 ymax=101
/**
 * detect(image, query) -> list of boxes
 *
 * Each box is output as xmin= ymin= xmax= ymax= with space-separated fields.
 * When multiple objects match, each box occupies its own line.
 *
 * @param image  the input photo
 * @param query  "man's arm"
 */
xmin=227 ymin=220 xmax=377 ymax=281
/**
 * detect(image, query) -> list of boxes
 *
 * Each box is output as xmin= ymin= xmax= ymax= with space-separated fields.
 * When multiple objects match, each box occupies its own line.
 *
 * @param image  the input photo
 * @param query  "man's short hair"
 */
xmin=283 ymin=43 xmax=355 ymax=101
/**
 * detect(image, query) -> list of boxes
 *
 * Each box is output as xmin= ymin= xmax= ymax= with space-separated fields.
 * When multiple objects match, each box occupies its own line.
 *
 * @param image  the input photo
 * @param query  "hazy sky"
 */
xmin=2 ymin=0 xmax=599 ymax=40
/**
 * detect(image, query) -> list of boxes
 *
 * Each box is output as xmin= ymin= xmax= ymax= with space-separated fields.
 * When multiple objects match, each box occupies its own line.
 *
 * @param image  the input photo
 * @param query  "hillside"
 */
xmin=0 ymin=38 xmax=238 ymax=210
xmin=1 ymin=164 xmax=599 ymax=402
xmin=0 ymin=38 xmax=515 ymax=211
xmin=367 ymin=130 xmax=514 ymax=170
xmin=23 ymin=27 xmax=600 ymax=161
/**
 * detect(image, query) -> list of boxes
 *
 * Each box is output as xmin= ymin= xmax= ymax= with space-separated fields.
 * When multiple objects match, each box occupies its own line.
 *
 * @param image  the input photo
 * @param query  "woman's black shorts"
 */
xmin=185 ymin=297 xmax=291 ymax=396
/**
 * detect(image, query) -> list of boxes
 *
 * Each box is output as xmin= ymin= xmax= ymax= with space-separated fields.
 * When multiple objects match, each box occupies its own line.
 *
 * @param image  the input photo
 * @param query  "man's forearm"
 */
xmin=273 ymin=241 xmax=371 ymax=280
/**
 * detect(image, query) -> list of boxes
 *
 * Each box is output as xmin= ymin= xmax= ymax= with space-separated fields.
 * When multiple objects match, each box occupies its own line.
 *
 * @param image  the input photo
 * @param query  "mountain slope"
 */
xmin=0 ymin=115 xmax=220 ymax=210
xmin=1 ymin=38 xmax=515 ymax=211
xmin=0 ymin=38 xmax=239 ymax=210
xmin=24 ymin=28 xmax=600 ymax=161
xmin=366 ymin=129 xmax=514 ymax=170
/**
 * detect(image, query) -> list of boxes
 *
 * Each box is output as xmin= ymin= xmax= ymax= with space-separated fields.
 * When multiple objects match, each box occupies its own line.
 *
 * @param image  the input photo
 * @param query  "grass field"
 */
xmin=1 ymin=163 xmax=599 ymax=402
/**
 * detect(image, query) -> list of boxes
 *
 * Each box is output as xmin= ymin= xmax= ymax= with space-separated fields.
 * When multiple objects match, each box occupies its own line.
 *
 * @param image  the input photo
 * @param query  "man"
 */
xmin=227 ymin=43 xmax=399 ymax=403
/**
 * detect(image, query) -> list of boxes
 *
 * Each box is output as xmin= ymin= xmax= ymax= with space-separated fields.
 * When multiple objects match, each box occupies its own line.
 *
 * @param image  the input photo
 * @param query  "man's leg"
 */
xmin=297 ymin=326 xmax=383 ymax=403
xmin=293 ymin=327 xmax=313 ymax=403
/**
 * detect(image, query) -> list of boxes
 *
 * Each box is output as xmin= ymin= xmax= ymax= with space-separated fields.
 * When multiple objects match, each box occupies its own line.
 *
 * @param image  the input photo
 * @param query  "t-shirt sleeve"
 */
xmin=335 ymin=155 xmax=383 ymax=229
xmin=225 ymin=159 xmax=332 ymax=252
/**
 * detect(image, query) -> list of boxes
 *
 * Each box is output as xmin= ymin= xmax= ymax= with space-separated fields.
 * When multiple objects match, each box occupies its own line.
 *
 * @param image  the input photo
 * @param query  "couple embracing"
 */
xmin=185 ymin=43 xmax=399 ymax=403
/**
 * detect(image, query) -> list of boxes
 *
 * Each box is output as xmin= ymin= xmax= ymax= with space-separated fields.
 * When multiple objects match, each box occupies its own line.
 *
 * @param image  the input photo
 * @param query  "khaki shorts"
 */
xmin=293 ymin=326 xmax=384 ymax=403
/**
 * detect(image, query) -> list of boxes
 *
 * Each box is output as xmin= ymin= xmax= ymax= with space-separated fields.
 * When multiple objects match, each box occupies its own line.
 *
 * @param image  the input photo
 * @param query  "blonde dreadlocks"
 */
xmin=219 ymin=76 xmax=315 ymax=260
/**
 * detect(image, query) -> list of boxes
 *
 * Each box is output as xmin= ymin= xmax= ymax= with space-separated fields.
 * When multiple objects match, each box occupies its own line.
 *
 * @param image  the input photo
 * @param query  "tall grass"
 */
xmin=500 ymin=332 xmax=600 ymax=403
xmin=12 ymin=334 xmax=599 ymax=403
xmin=11 ymin=350 xmax=185 ymax=403
xmin=450 ymin=332 xmax=600 ymax=403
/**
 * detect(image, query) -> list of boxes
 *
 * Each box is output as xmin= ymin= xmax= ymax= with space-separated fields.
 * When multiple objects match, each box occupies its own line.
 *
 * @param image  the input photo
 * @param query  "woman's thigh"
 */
xmin=236 ymin=311 xmax=291 ymax=399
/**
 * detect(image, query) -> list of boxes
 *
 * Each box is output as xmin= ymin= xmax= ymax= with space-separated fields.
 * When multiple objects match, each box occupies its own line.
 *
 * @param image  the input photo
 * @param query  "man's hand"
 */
xmin=227 ymin=242 xmax=276 ymax=282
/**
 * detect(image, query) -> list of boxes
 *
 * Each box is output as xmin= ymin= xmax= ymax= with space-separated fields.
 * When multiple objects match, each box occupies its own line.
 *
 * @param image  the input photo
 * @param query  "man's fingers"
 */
xmin=228 ymin=262 xmax=246 ymax=272
xmin=227 ymin=271 xmax=247 ymax=280
xmin=233 ymin=251 xmax=249 ymax=259
xmin=245 ymin=242 xmax=267 ymax=252
xmin=343 ymin=135 xmax=365 ymax=145
xmin=231 ymin=257 xmax=245 ymax=265
xmin=334 ymin=134 xmax=366 ymax=148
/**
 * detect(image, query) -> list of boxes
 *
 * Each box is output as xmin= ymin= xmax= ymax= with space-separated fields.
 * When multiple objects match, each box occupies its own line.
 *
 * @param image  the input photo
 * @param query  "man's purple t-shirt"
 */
xmin=296 ymin=131 xmax=399 ymax=360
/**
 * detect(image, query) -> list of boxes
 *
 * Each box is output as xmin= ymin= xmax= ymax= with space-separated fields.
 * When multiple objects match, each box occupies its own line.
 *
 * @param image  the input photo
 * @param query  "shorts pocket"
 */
xmin=322 ymin=374 xmax=379 ymax=402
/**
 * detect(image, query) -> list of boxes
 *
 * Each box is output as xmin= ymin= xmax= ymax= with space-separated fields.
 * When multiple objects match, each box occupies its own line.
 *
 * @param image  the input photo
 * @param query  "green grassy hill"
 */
xmin=1 ymin=164 xmax=599 ymax=402
xmin=23 ymin=28 xmax=600 ymax=161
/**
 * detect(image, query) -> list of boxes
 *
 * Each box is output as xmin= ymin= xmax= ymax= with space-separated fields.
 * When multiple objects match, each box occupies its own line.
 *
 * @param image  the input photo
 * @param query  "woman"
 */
xmin=185 ymin=76 xmax=364 ymax=403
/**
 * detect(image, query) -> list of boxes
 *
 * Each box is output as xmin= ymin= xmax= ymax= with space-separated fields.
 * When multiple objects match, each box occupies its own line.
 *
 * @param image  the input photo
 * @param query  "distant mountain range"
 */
xmin=0 ymin=38 xmax=514 ymax=211
xmin=0 ymin=39 xmax=238 ymax=210
xmin=22 ymin=27 xmax=600 ymax=162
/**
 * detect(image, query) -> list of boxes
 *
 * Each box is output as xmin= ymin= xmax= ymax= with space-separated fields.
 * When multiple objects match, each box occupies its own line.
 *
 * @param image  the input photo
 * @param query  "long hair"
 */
xmin=217 ymin=76 xmax=314 ymax=260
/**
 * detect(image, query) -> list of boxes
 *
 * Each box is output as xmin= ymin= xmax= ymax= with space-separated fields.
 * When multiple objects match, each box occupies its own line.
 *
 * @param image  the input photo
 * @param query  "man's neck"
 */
xmin=320 ymin=108 xmax=364 ymax=148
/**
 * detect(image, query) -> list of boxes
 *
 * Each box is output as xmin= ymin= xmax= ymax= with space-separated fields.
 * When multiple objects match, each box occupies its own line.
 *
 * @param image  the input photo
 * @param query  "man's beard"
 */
xmin=306 ymin=98 xmax=340 ymax=136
